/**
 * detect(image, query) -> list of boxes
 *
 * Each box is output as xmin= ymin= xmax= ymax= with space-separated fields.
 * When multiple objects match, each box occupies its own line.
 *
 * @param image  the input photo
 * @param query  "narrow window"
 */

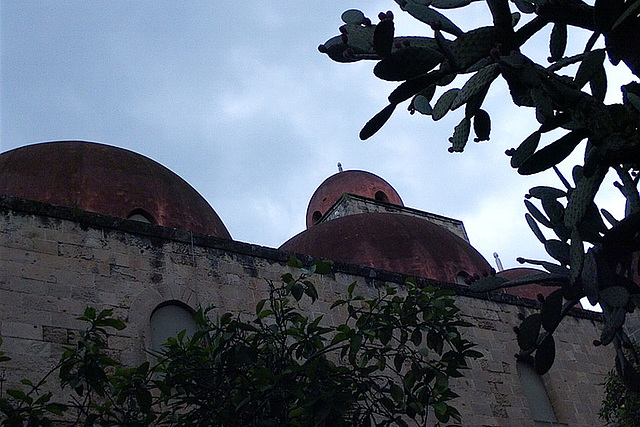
xmin=456 ymin=271 xmax=470 ymax=285
xmin=150 ymin=301 xmax=198 ymax=351
xmin=127 ymin=208 xmax=155 ymax=224
xmin=517 ymin=359 xmax=558 ymax=424
xmin=374 ymin=191 xmax=389 ymax=203
xmin=312 ymin=211 xmax=323 ymax=225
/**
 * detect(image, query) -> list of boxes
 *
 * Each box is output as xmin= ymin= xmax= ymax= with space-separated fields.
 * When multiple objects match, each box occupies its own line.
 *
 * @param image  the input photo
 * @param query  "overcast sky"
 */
xmin=1 ymin=1 xmax=636 ymax=275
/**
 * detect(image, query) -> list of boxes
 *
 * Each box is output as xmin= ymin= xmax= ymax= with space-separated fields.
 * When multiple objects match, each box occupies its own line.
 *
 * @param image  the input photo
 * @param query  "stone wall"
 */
xmin=0 ymin=196 xmax=614 ymax=426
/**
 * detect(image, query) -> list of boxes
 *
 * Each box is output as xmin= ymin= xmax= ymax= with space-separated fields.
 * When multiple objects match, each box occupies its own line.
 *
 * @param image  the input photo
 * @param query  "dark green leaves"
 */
xmin=575 ymin=49 xmax=606 ymax=89
xmin=518 ymin=129 xmax=590 ymax=175
xmin=360 ymin=104 xmax=396 ymax=140
xmin=473 ymin=109 xmax=491 ymax=141
xmin=517 ymin=314 xmax=542 ymax=351
xmin=374 ymin=19 xmax=395 ymax=58
xmin=509 ymin=131 xmax=541 ymax=169
xmin=549 ymin=24 xmax=567 ymax=62
xmin=1 ymin=264 xmax=478 ymax=426
xmin=541 ymin=289 xmax=564 ymax=333
xmin=534 ymin=334 xmax=556 ymax=375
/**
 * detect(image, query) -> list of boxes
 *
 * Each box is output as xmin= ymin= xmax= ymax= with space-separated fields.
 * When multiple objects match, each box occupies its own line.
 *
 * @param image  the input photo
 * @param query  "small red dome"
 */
xmin=0 ymin=141 xmax=231 ymax=239
xmin=282 ymin=212 xmax=490 ymax=283
xmin=306 ymin=170 xmax=403 ymax=228
xmin=496 ymin=267 xmax=559 ymax=300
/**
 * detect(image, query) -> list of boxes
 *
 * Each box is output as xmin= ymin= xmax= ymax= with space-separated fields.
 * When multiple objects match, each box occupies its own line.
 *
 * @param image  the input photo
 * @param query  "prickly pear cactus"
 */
xmin=322 ymin=1 xmax=640 ymax=383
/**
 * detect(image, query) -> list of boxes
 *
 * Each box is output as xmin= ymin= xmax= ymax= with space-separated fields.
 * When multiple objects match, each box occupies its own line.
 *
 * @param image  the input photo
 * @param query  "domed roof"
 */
xmin=306 ymin=170 xmax=403 ymax=228
xmin=496 ymin=267 xmax=559 ymax=300
xmin=281 ymin=212 xmax=490 ymax=283
xmin=0 ymin=141 xmax=231 ymax=239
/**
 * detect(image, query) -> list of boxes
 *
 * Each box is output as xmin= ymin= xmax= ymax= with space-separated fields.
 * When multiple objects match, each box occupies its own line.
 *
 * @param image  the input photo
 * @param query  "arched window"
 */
xmin=127 ymin=208 xmax=155 ymax=224
xmin=374 ymin=191 xmax=389 ymax=203
xmin=150 ymin=301 xmax=198 ymax=351
xmin=517 ymin=359 xmax=558 ymax=423
xmin=456 ymin=271 xmax=470 ymax=285
xmin=312 ymin=211 xmax=323 ymax=225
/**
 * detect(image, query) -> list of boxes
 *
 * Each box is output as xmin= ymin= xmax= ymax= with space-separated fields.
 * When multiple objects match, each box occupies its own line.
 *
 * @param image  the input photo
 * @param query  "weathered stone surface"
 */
xmin=0 ymin=196 xmax=614 ymax=426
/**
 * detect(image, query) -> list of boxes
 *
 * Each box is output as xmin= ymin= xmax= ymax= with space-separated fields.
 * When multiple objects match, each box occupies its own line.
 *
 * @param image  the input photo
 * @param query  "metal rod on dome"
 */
xmin=337 ymin=162 xmax=343 ymax=172
xmin=493 ymin=252 xmax=504 ymax=272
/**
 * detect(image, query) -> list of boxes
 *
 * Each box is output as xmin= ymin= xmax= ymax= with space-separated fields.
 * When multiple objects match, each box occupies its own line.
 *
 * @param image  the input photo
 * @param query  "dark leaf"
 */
xmin=544 ymin=239 xmax=571 ymax=264
xmin=525 ymin=200 xmax=553 ymax=229
xmin=528 ymin=186 xmax=567 ymax=200
xmin=534 ymin=334 xmax=555 ymax=374
xmin=600 ymin=286 xmax=630 ymax=308
xmin=526 ymin=213 xmax=547 ymax=243
xmin=468 ymin=276 xmax=509 ymax=292
xmin=575 ymin=49 xmax=606 ymax=89
xmin=341 ymin=9 xmax=366 ymax=25
xmin=360 ymin=104 xmax=396 ymax=140
xmin=518 ymin=129 xmax=589 ymax=175
xmin=510 ymin=131 xmax=541 ymax=169
xmin=549 ymin=23 xmax=567 ymax=62
xmin=601 ymin=307 xmax=626 ymax=345
xmin=432 ymin=88 xmax=460 ymax=121
xmin=518 ymin=314 xmax=542 ymax=351
xmin=375 ymin=47 xmax=443 ymax=81
xmin=589 ymin=62 xmax=607 ymax=102
xmin=473 ymin=109 xmax=491 ymax=141
xmin=374 ymin=19 xmax=394 ymax=58
xmin=541 ymin=289 xmax=563 ymax=333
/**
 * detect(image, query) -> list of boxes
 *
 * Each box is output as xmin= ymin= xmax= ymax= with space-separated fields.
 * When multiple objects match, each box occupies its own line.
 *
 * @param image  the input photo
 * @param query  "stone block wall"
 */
xmin=0 ymin=196 xmax=614 ymax=426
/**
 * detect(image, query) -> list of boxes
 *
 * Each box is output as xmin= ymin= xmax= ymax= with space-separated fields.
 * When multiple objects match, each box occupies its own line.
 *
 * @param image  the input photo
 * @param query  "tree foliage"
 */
xmin=599 ymin=341 xmax=640 ymax=426
xmin=0 ymin=260 xmax=480 ymax=426
xmin=320 ymin=0 xmax=640 ymax=388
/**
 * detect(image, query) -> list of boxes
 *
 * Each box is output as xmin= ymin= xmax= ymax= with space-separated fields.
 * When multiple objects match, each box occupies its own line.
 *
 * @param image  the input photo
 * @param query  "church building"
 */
xmin=0 ymin=140 xmax=615 ymax=425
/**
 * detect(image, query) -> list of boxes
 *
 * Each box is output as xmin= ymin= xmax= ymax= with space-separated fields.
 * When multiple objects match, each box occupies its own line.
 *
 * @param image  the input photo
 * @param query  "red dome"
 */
xmin=497 ymin=267 xmax=559 ymax=300
xmin=281 ymin=212 xmax=490 ymax=283
xmin=0 ymin=141 xmax=231 ymax=239
xmin=306 ymin=170 xmax=403 ymax=228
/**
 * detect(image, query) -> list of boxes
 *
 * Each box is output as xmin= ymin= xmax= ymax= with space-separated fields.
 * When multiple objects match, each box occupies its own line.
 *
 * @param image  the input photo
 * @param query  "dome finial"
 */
xmin=337 ymin=162 xmax=343 ymax=172
xmin=493 ymin=252 xmax=504 ymax=272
